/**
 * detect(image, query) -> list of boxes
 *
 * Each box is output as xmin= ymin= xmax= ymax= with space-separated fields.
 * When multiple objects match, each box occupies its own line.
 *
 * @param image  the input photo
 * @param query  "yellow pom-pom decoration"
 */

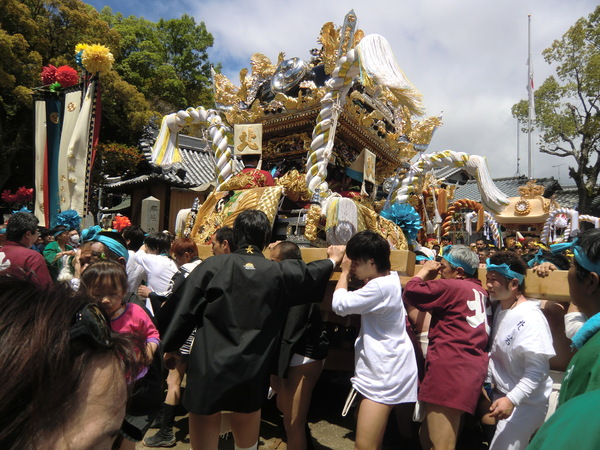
xmin=75 ymin=43 xmax=90 ymax=54
xmin=81 ymin=44 xmax=114 ymax=74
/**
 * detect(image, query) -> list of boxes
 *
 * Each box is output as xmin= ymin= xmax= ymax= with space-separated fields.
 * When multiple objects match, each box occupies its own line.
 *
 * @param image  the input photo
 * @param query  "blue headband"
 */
xmin=486 ymin=258 xmax=525 ymax=285
xmin=416 ymin=254 xmax=433 ymax=262
xmin=551 ymin=239 xmax=600 ymax=274
xmin=53 ymin=229 xmax=68 ymax=238
xmin=81 ymin=226 xmax=129 ymax=262
xmin=443 ymin=246 xmax=477 ymax=275
xmin=527 ymin=249 xmax=549 ymax=268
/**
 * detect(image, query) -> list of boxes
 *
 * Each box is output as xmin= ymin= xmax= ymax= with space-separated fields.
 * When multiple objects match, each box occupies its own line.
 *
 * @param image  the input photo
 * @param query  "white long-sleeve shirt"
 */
xmin=488 ymin=300 xmax=555 ymax=406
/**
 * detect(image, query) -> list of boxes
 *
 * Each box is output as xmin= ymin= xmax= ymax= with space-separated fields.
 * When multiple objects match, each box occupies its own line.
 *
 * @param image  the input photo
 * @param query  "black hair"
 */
xmin=574 ymin=228 xmax=600 ymax=280
xmin=50 ymin=225 xmax=68 ymax=237
xmin=346 ymin=230 xmax=391 ymax=273
xmin=521 ymin=253 xmax=535 ymax=265
xmin=538 ymin=250 xmax=570 ymax=270
xmin=233 ymin=210 xmax=271 ymax=250
xmin=215 ymin=226 xmax=236 ymax=251
xmin=241 ymin=154 xmax=261 ymax=167
xmin=6 ymin=212 xmax=38 ymax=242
xmin=144 ymin=232 xmax=172 ymax=254
xmin=274 ymin=241 xmax=302 ymax=261
xmin=122 ymin=226 xmax=145 ymax=252
xmin=38 ymin=227 xmax=51 ymax=238
xmin=489 ymin=251 xmax=528 ymax=291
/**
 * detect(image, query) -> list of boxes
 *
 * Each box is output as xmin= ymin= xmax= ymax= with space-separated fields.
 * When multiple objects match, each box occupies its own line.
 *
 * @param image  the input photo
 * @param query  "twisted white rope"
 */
xmin=392 ymin=150 xmax=509 ymax=213
xmin=306 ymin=49 xmax=360 ymax=195
xmin=150 ymin=106 xmax=233 ymax=189
xmin=541 ymin=208 xmax=579 ymax=244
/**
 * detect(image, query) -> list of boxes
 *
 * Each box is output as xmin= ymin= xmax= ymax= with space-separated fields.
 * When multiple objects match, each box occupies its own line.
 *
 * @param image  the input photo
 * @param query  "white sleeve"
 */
xmin=135 ymin=249 xmax=147 ymax=266
xmin=506 ymin=351 xmax=550 ymax=406
xmin=332 ymin=281 xmax=384 ymax=317
xmin=564 ymin=312 xmax=586 ymax=340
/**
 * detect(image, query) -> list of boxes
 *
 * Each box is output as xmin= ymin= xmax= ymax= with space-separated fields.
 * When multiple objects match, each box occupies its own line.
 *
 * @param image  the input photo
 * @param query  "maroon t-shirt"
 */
xmin=404 ymin=276 xmax=489 ymax=413
xmin=0 ymin=241 xmax=53 ymax=288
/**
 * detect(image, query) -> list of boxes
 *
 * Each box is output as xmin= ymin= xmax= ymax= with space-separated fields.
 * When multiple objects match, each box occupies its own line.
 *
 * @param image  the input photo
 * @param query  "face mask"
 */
xmin=70 ymin=235 xmax=80 ymax=245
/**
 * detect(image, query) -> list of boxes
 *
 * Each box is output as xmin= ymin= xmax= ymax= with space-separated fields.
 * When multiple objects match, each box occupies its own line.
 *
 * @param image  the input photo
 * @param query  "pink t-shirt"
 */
xmin=111 ymin=302 xmax=160 ymax=345
xmin=111 ymin=302 xmax=160 ymax=380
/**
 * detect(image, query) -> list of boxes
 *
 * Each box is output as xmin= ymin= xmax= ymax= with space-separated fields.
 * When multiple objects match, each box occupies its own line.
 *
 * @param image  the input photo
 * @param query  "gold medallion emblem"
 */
xmin=514 ymin=199 xmax=531 ymax=215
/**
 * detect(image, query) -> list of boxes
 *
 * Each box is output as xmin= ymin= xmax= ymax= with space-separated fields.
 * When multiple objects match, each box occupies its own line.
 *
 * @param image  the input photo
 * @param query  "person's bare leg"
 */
xmin=165 ymin=360 xmax=187 ymax=405
xmin=230 ymin=410 xmax=261 ymax=448
xmin=118 ymin=438 xmax=135 ymax=450
xmin=280 ymin=360 xmax=323 ymax=450
xmin=420 ymin=402 xmax=462 ymax=450
xmin=354 ymin=397 xmax=394 ymax=450
xmin=189 ymin=412 xmax=221 ymax=450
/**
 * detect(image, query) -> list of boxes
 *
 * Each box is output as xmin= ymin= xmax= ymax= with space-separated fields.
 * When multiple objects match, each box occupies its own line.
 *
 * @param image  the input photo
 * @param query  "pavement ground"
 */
xmin=136 ymin=371 xmax=487 ymax=449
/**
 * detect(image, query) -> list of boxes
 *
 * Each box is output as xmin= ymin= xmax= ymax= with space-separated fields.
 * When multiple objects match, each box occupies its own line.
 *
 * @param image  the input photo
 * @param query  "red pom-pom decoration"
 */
xmin=55 ymin=65 xmax=79 ymax=88
xmin=41 ymin=65 xmax=57 ymax=85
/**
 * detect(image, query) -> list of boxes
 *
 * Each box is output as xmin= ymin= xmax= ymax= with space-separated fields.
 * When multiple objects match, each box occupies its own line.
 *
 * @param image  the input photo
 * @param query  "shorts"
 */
xmin=289 ymin=353 xmax=319 ymax=367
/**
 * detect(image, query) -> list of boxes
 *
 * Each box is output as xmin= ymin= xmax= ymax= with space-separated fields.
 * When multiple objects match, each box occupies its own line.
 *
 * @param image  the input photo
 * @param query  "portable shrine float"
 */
xmin=150 ymin=12 xmax=574 ymax=367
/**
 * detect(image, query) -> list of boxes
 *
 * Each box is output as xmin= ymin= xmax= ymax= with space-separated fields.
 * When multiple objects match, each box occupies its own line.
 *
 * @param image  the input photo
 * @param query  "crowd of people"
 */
xmin=0 ymin=209 xmax=599 ymax=450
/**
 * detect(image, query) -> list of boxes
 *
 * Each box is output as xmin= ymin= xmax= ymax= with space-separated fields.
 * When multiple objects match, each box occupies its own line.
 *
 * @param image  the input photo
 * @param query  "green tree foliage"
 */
xmin=0 ymin=0 xmax=217 ymax=193
xmin=96 ymin=142 xmax=144 ymax=176
xmin=99 ymin=8 xmax=215 ymax=113
xmin=512 ymin=6 xmax=600 ymax=215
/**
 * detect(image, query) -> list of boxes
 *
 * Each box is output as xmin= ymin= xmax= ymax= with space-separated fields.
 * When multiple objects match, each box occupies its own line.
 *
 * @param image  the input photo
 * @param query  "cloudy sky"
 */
xmin=87 ymin=0 xmax=597 ymax=185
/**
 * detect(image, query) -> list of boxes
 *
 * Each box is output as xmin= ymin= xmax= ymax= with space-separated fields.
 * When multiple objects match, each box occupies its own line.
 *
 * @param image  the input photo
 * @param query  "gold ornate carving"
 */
xmin=276 ymin=169 xmax=311 ymax=202
xmin=214 ymin=72 xmax=240 ymax=107
xmin=409 ymin=115 xmax=443 ymax=150
xmin=377 ymin=215 xmax=408 ymax=250
xmin=518 ymin=180 xmax=545 ymax=198
xmin=304 ymin=204 xmax=322 ymax=241
xmin=353 ymin=29 xmax=365 ymax=47
xmin=319 ymin=22 xmax=339 ymax=75
xmin=250 ymin=53 xmax=277 ymax=79
xmin=264 ymin=133 xmax=311 ymax=160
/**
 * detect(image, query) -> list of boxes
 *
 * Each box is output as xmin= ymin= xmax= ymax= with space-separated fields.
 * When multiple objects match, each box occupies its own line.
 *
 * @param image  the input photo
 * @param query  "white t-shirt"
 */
xmin=126 ymin=250 xmax=146 ymax=293
xmin=135 ymin=251 xmax=177 ymax=296
xmin=488 ymin=300 xmax=555 ymax=406
xmin=332 ymin=271 xmax=418 ymax=405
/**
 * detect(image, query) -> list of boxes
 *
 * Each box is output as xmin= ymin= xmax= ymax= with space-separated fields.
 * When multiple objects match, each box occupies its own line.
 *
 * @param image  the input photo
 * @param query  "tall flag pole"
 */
xmin=527 ymin=14 xmax=535 ymax=179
